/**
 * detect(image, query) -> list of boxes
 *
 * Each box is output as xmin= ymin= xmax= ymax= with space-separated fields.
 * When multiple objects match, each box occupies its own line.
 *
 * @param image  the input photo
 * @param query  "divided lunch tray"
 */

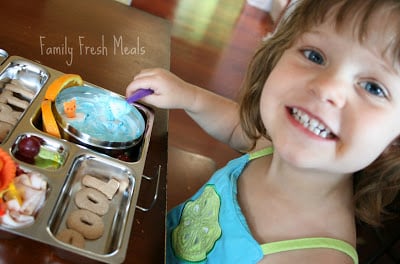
xmin=0 ymin=51 xmax=157 ymax=263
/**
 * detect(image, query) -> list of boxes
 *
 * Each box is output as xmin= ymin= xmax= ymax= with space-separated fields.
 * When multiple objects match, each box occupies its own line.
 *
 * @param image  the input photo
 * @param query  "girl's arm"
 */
xmin=126 ymin=68 xmax=253 ymax=151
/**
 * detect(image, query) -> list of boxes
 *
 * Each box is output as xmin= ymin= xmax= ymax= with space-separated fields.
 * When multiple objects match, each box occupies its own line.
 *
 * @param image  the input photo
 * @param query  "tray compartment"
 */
xmin=31 ymin=100 xmax=153 ymax=163
xmin=0 ymin=165 xmax=50 ymax=229
xmin=0 ymin=60 xmax=49 ymax=143
xmin=48 ymin=154 xmax=135 ymax=256
xmin=11 ymin=133 xmax=68 ymax=169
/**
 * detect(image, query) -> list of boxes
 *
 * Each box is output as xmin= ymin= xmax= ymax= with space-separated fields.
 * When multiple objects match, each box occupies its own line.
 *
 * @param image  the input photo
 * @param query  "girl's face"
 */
xmin=261 ymin=13 xmax=400 ymax=175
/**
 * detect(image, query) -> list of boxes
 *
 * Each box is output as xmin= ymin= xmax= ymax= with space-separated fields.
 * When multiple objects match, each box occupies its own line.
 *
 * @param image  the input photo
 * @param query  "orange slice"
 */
xmin=41 ymin=100 xmax=61 ymax=138
xmin=44 ymin=74 xmax=83 ymax=101
xmin=0 ymin=148 xmax=16 ymax=191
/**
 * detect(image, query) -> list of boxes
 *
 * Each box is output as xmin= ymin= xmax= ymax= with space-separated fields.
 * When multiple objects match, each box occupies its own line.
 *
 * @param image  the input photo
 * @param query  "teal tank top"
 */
xmin=166 ymin=147 xmax=358 ymax=263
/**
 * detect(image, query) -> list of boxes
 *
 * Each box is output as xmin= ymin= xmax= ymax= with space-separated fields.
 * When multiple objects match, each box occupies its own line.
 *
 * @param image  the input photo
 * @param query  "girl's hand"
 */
xmin=126 ymin=68 xmax=197 ymax=110
xmin=127 ymin=68 xmax=258 ymax=151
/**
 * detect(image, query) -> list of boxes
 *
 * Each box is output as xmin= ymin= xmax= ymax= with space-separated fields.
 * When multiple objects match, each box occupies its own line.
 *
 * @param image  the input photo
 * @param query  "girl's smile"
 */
xmin=286 ymin=106 xmax=337 ymax=140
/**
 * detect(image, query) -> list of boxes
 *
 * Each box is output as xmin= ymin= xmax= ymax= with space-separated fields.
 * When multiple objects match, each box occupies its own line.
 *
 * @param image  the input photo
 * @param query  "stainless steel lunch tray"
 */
xmin=0 ymin=53 xmax=157 ymax=263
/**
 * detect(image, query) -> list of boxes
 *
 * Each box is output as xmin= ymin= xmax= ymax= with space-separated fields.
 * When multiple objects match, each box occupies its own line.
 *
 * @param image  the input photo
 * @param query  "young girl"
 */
xmin=126 ymin=0 xmax=400 ymax=263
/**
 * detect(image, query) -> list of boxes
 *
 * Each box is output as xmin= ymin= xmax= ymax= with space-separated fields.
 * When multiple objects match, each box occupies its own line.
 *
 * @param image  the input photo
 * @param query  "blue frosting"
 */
xmin=55 ymin=86 xmax=145 ymax=143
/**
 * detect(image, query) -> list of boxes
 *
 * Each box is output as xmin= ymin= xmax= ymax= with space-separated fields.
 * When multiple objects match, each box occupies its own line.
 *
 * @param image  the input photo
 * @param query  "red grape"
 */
xmin=17 ymin=136 xmax=41 ymax=159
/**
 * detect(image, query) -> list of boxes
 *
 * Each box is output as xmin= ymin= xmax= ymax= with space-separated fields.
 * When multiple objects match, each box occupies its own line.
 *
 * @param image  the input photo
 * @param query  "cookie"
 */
xmin=67 ymin=209 xmax=104 ymax=240
xmin=0 ymin=103 xmax=18 ymax=125
xmin=10 ymin=110 xmax=22 ymax=121
xmin=6 ymin=96 xmax=29 ymax=110
xmin=4 ymin=83 xmax=35 ymax=100
xmin=56 ymin=228 xmax=85 ymax=248
xmin=0 ymin=90 xmax=13 ymax=104
xmin=0 ymin=121 xmax=12 ymax=142
xmin=74 ymin=187 xmax=109 ymax=216
xmin=82 ymin=175 xmax=120 ymax=200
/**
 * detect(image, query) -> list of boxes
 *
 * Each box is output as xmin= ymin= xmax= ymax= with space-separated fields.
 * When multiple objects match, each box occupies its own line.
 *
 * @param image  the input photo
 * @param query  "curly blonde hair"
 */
xmin=239 ymin=0 xmax=400 ymax=226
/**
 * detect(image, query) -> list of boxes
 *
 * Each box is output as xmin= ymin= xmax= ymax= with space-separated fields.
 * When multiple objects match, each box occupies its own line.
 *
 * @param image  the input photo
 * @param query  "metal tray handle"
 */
xmin=136 ymin=165 xmax=161 ymax=212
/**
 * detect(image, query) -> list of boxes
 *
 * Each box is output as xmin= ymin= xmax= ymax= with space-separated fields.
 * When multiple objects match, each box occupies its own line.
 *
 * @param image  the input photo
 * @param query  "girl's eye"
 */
xmin=359 ymin=81 xmax=387 ymax=98
xmin=303 ymin=49 xmax=325 ymax=65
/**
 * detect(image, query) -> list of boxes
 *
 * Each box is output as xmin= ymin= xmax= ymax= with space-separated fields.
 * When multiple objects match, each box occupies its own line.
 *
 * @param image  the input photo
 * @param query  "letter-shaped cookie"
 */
xmin=56 ymin=228 xmax=85 ymax=248
xmin=74 ymin=187 xmax=109 ymax=216
xmin=67 ymin=209 xmax=104 ymax=240
xmin=82 ymin=175 xmax=120 ymax=200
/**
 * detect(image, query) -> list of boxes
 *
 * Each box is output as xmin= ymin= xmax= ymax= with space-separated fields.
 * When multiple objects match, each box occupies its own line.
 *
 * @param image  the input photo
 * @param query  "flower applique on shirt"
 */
xmin=172 ymin=184 xmax=222 ymax=262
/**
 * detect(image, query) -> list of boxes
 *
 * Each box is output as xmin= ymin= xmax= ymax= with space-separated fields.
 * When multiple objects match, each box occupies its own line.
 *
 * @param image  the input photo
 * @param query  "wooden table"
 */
xmin=0 ymin=0 xmax=170 ymax=263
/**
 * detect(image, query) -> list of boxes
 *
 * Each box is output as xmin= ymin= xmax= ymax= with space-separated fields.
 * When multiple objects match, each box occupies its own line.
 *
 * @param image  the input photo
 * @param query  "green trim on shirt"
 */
xmin=249 ymin=146 xmax=274 ymax=160
xmin=260 ymin=237 xmax=358 ymax=264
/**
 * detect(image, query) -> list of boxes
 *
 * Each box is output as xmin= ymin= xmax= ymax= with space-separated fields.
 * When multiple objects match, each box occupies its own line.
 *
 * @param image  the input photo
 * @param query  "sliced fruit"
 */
xmin=0 ymin=148 xmax=16 ymax=191
xmin=6 ymin=182 xmax=22 ymax=205
xmin=41 ymin=100 xmax=61 ymax=138
xmin=44 ymin=74 xmax=83 ymax=101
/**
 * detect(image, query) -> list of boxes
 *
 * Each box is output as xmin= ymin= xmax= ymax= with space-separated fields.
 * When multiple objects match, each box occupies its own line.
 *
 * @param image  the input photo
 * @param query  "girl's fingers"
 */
xmin=126 ymin=77 xmax=158 ymax=98
xmin=133 ymin=68 xmax=164 ymax=80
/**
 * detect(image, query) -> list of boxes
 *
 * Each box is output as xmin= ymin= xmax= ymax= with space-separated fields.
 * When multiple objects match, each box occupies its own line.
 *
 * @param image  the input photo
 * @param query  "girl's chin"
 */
xmin=272 ymin=141 xmax=330 ymax=169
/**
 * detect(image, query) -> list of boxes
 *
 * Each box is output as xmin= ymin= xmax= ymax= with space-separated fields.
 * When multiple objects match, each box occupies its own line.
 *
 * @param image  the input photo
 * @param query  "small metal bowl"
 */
xmin=54 ymin=86 xmax=145 ymax=150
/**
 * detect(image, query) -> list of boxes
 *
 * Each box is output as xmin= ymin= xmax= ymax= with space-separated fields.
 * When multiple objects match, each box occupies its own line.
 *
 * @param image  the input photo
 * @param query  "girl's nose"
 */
xmin=309 ymin=69 xmax=348 ymax=108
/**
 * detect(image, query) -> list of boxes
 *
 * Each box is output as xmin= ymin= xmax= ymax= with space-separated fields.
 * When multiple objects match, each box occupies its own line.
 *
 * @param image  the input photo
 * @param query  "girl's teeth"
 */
xmin=291 ymin=107 xmax=333 ymax=139
xmin=309 ymin=119 xmax=318 ymax=129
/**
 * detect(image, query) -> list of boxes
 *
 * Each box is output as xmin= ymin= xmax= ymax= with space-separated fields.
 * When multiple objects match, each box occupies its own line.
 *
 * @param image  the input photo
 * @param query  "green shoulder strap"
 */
xmin=261 ymin=237 xmax=358 ymax=264
xmin=249 ymin=146 xmax=274 ymax=160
